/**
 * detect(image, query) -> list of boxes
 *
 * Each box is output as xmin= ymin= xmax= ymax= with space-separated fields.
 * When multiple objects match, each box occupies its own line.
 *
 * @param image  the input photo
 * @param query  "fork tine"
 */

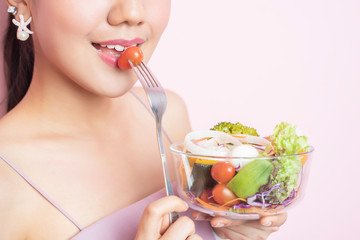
xmin=136 ymin=63 xmax=153 ymax=88
xmin=138 ymin=63 xmax=156 ymax=88
xmin=141 ymin=62 xmax=159 ymax=88
xmin=131 ymin=61 xmax=160 ymax=89
xmin=128 ymin=61 xmax=148 ymax=88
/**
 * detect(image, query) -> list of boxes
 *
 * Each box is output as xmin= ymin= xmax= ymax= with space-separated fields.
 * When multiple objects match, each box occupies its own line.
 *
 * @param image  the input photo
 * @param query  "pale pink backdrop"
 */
xmin=1 ymin=1 xmax=359 ymax=239
xmin=151 ymin=1 xmax=359 ymax=239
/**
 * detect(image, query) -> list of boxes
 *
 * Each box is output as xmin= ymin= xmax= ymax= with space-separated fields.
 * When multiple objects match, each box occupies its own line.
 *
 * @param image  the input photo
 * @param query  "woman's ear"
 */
xmin=6 ymin=0 xmax=31 ymax=20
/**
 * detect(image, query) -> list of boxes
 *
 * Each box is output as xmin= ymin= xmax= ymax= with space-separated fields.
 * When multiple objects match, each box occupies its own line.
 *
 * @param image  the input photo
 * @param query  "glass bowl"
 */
xmin=170 ymin=143 xmax=314 ymax=220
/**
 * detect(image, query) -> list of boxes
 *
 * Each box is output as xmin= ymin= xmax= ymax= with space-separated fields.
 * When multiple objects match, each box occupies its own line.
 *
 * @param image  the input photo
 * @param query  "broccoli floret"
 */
xmin=210 ymin=122 xmax=233 ymax=134
xmin=211 ymin=122 xmax=259 ymax=136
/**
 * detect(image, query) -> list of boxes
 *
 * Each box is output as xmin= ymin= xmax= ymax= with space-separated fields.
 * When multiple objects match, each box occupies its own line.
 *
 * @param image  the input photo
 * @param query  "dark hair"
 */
xmin=3 ymin=14 xmax=34 ymax=112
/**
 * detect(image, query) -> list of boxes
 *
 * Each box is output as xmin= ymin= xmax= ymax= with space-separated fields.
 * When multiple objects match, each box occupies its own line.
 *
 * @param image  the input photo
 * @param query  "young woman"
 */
xmin=0 ymin=0 xmax=287 ymax=239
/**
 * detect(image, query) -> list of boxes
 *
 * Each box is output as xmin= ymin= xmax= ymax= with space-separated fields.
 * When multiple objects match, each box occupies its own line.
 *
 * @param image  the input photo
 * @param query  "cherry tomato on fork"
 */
xmin=211 ymin=161 xmax=235 ymax=184
xmin=117 ymin=46 xmax=144 ymax=70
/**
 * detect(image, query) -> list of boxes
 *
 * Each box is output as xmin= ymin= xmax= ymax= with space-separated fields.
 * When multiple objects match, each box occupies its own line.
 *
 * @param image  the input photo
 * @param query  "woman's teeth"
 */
xmin=99 ymin=44 xmax=137 ymax=52
xmin=93 ymin=42 xmax=140 ymax=62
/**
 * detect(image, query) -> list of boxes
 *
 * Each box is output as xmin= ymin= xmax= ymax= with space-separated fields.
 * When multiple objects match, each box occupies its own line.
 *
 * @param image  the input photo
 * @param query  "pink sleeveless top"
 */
xmin=0 ymin=91 xmax=216 ymax=240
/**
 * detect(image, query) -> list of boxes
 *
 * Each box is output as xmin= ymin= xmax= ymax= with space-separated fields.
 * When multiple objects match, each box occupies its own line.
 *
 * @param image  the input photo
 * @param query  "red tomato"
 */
xmin=117 ymin=46 xmax=144 ymax=70
xmin=211 ymin=161 xmax=235 ymax=184
xmin=200 ymin=188 xmax=216 ymax=204
xmin=212 ymin=184 xmax=240 ymax=207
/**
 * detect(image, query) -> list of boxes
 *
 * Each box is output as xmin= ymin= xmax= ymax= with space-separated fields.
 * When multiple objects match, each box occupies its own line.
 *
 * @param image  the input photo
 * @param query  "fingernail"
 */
xmin=262 ymin=221 xmax=272 ymax=227
xmin=213 ymin=222 xmax=225 ymax=228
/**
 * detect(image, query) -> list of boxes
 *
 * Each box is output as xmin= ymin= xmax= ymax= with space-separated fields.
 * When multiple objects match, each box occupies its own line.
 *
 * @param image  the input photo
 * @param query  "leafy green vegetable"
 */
xmin=270 ymin=156 xmax=302 ymax=203
xmin=268 ymin=122 xmax=310 ymax=202
xmin=270 ymin=122 xmax=309 ymax=155
xmin=211 ymin=122 xmax=259 ymax=136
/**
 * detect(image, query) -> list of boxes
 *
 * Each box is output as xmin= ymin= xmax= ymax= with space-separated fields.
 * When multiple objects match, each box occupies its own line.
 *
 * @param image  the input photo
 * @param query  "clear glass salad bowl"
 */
xmin=170 ymin=143 xmax=314 ymax=220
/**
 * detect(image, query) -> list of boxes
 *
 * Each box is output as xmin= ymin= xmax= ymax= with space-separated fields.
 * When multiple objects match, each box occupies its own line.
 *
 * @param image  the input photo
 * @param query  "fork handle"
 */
xmin=161 ymin=150 xmax=179 ymax=224
xmin=156 ymin=122 xmax=180 ymax=224
xmin=169 ymin=212 xmax=179 ymax=224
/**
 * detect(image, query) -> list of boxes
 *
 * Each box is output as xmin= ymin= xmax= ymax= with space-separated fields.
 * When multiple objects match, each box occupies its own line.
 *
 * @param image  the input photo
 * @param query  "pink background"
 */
xmin=1 ymin=1 xmax=359 ymax=239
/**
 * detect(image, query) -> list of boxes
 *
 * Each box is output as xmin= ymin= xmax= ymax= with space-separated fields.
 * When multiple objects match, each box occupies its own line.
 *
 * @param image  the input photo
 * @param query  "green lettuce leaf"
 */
xmin=269 ymin=122 xmax=309 ymax=155
xmin=268 ymin=122 xmax=309 ymax=202
xmin=270 ymin=156 xmax=302 ymax=202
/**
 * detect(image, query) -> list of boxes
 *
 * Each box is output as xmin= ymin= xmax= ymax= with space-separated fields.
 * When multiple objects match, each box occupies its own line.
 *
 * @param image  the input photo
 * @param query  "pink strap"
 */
xmin=0 ymin=153 xmax=83 ymax=230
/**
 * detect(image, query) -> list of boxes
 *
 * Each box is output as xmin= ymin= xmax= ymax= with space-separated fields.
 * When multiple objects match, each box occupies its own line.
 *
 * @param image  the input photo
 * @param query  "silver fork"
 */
xmin=129 ymin=61 xmax=179 ymax=224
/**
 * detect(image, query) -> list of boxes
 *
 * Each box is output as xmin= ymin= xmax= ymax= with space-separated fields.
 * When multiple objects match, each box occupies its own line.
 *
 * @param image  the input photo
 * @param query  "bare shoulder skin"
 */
xmin=0 ymin=87 xmax=192 ymax=240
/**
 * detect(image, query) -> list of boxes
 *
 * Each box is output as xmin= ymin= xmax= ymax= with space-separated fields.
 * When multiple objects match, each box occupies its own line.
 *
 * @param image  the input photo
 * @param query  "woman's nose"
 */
xmin=108 ymin=0 xmax=145 ymax=26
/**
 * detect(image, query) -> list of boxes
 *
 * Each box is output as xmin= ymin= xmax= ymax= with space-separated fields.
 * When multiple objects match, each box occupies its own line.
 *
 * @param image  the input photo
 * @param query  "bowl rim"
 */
xmin=169 ymin=142 xmax=314 ymax=160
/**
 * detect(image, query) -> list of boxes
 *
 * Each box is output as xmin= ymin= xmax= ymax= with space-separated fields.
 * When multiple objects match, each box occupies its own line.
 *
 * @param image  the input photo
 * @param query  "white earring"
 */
xmin=7 ymin=6 xmax=17 ymax=15
xmin=12 ymin=14 xmax=34 ymax=41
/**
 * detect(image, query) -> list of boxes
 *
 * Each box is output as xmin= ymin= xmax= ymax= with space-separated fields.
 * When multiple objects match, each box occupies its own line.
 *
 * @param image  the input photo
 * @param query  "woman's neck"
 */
xmin=14 ymin=66 xmax=132 ymax=136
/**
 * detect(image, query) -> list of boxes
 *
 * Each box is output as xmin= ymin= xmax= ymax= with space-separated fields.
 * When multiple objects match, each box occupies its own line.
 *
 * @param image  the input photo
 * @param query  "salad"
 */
xmin=179 ymin=122 xmax=311 ymax=214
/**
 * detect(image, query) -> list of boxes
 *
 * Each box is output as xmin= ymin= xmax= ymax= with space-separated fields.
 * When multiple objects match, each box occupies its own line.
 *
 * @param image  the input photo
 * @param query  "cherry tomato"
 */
xmin=212 ymin=184 xmax=240 ymax=207
xmin=200 ymin=188 xmax=216 ymax=204
xmin=211 ymin=161 xmax=235 ymax=184
xmin=117 ymin=46 xmax=143 ymax=70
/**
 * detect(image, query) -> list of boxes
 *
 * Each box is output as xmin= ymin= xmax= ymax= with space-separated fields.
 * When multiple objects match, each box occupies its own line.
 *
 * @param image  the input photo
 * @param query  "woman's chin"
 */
xmin=96 ymin=80 xmax=137 ymax=99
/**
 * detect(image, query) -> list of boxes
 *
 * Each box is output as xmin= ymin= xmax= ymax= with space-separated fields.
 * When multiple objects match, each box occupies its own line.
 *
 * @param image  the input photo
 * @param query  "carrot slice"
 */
xmin=221 ymin=197 xmax=247 ymax=207
xmin=194 ymin=137 xmax=213 ymax=144
xmin=232 ymin=135 xmax=247 ymax=139
xmin=179 ymin=160 xmax=187 ymax=189
xmin=196 ymin=197 xmax=229 ymax=211
xmin=297 ymin=149 xmax=308 ymax=165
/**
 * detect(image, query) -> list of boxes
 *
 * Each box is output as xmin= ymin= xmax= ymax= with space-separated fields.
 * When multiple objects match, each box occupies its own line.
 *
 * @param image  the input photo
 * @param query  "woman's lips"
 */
xmin=95 ymin=49 xmax=120 ymax=68
xmin=97 ymin=38 xmax=145 ymax=47
xmin=93 ymin=38 xmax=145 ymax=68
xmin=93 ymin=43 xmax=122 ymax=68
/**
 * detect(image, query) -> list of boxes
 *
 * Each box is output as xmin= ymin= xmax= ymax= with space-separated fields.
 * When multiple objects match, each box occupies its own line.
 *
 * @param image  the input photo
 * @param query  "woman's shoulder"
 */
xmin=0 ymin=150 xmax=34 ymax=239
xmin=162 ymin=89 xmax=192 ymax=142
xmin=0 ymin=106 xmax=30 ymax=140
xmin=0 ymin=111 xmax=28 ymax=160
xmin=0 ymin=114 xmax=39 ymax=239
xmin=0 ymin=128 xmax=67 ymax=240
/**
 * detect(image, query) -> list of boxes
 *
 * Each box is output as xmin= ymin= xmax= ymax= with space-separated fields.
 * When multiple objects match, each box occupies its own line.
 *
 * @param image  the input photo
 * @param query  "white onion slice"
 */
xmin=232 ymin=134 xmax=271 ymax=147
xmin=233 ymin=134 xmax=275 ymax=156
xmin=184 ymin=130 xmax=241 ymax=157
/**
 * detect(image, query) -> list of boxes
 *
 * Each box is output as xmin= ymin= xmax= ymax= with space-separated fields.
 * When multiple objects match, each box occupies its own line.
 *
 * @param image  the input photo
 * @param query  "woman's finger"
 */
xmin=213 ymin=228 xmax=230 ymax=239
xmin=160 ymin=216 xmax=197 ymax=240
xmin=136 ymin=196 xmax=189 ymax=239
xmin=260 ymin=212 xmax=287 ymax=227
xmin=218 ymin=227 xmax=253 ymax=240
xmin=210 ymin=216 xmax=247 ymax=228
xmin=159 ymin=214 xmax=171 ymax=235
xmin=211 ymin=214 xmax=283 ymax=240
xmin=186 ymin=233 xmax=203 ymax=240
xmin=210 ymin=212 xmax=287 ymax=228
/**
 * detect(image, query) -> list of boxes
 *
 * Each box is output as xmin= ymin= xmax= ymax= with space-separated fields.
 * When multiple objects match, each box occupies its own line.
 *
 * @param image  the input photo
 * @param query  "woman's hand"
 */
xmin=135 ymin=196 xmax=202 ymax=240
xmin=193 ymin=211 xmax=287 ymax=240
